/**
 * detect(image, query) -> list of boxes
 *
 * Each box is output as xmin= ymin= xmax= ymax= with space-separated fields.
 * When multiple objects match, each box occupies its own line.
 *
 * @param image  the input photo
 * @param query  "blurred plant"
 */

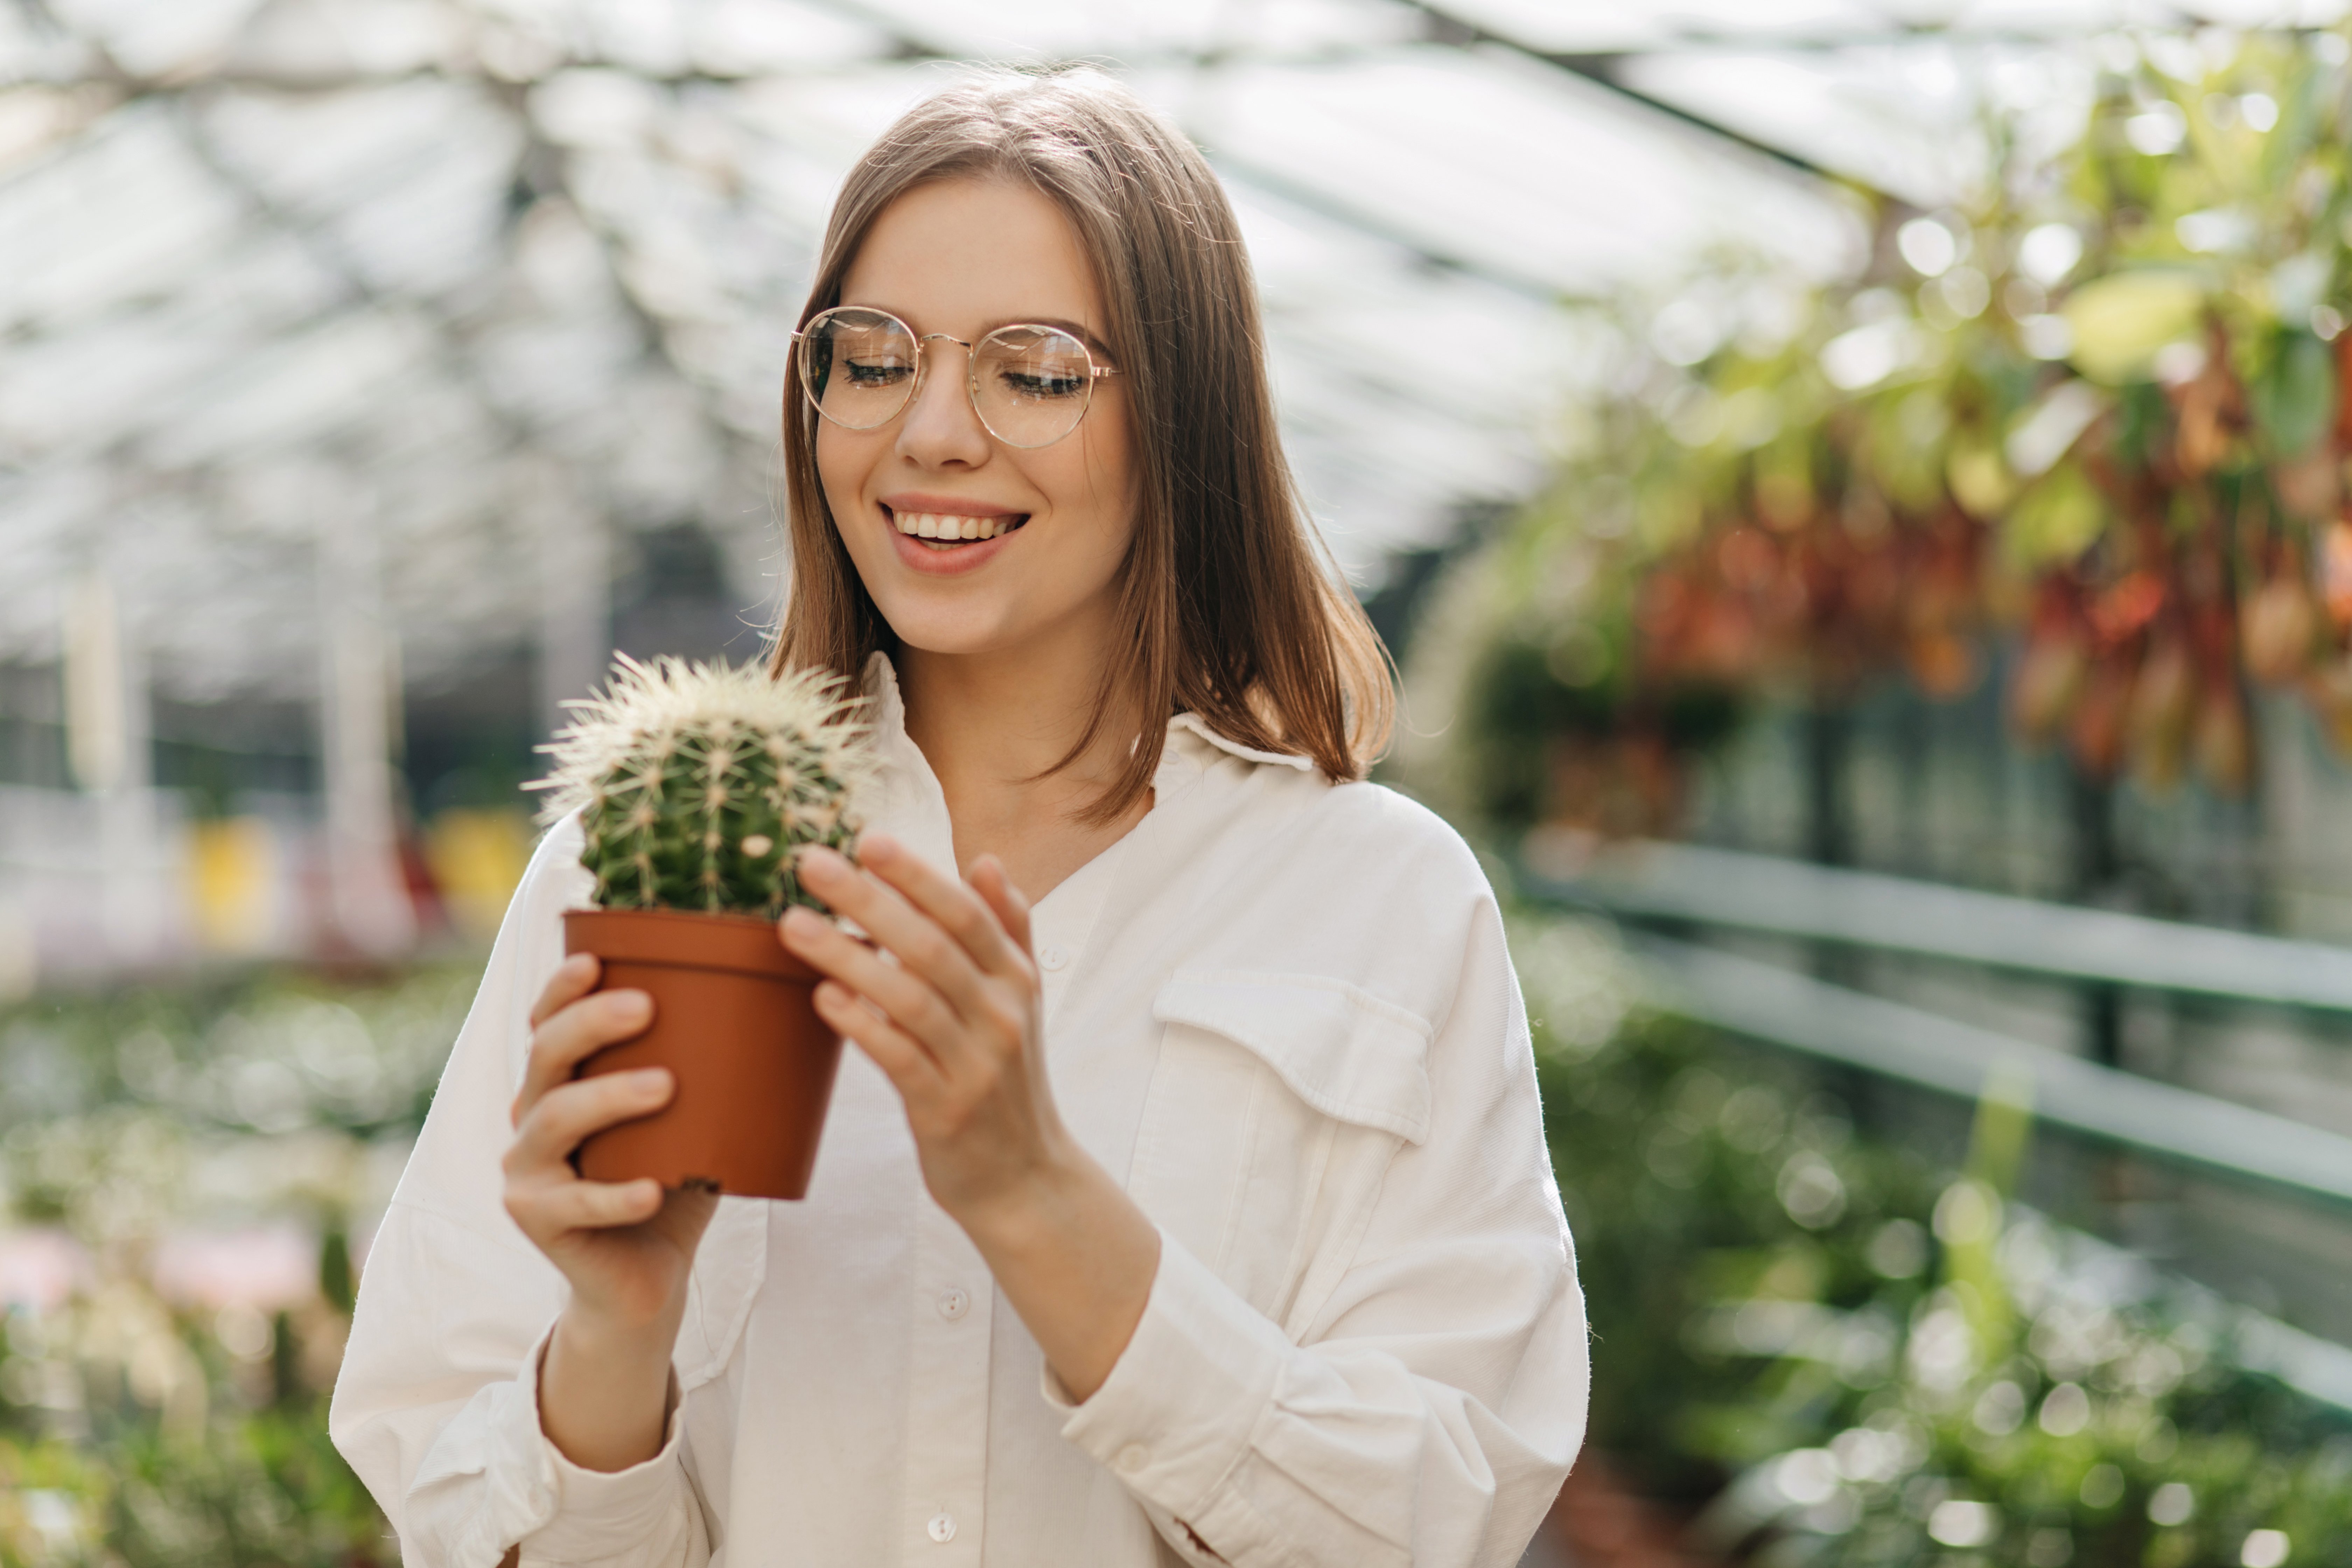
xmin=0 ymin=962 xmax=467 ymax=1564
xmin=1418 ymin=28 xmax=2352 ymax=830
xmin=1520 ymin=911 xmax=2352 ymax=1563
xmin=0 ymin=962 xmax=474 ymax=1143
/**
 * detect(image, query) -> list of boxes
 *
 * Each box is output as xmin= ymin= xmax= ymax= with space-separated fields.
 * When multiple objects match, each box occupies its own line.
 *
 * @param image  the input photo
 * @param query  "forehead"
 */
xmin=838 ymin=176 xmax=1105 ymax=336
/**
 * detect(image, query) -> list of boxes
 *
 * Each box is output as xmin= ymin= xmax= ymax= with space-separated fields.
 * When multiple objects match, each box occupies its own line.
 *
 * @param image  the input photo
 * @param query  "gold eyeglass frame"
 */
xmin=791 ymin=304 xmax=1123 ymax=451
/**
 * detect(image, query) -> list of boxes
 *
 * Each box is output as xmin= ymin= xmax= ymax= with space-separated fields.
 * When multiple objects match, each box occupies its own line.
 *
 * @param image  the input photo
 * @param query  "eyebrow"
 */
xmin=844 ymin=304 xmax=1117 ymax=360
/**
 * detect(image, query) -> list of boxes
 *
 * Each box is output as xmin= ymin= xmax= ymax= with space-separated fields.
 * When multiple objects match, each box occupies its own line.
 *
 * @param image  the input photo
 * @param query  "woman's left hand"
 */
xmin=783 ymin=832 xmax=1162 ymax=1401
xmin=780 ymin=833 xmax=1070 ymax=1224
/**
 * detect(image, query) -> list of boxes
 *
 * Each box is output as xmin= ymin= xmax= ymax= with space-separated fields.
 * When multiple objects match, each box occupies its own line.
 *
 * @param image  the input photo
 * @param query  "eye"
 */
xmin=846 ymin=359 xmax=912 ymax=386
xmin=998 ymin=368 xmax=1087 ymax=400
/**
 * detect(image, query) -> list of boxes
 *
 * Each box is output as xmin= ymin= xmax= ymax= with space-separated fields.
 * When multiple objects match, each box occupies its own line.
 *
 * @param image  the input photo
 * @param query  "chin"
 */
xmin=870 ymin=596 xmax=1029 ymax=660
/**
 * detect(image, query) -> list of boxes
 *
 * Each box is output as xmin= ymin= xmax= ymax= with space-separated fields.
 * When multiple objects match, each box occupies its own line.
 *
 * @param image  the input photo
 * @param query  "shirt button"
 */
xmin=927 ymin=1513 xmax=957 ymax=1543
xmin=1038 ymin=944 xmax=1069 ymax=971
xmin=1115 ymin=1443 xmax=1151 ymax=1475
xmin=937 ymin=1286 xmax=970 ymax=1321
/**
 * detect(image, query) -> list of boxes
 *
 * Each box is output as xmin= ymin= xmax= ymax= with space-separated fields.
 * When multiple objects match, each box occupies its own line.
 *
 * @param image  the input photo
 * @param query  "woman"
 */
xmin=332 ymin=67 xmax=1586 ymax=1567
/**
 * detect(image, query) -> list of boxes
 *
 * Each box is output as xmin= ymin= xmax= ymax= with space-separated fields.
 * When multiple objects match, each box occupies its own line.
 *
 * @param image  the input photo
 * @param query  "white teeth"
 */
xmin=891 ymin=511 xmax=1019 ymax=542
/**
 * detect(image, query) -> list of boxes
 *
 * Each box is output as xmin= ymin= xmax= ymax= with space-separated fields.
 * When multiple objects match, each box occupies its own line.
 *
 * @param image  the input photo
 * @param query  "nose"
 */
xmin=894 ymin=337 xmax=990 ymax=469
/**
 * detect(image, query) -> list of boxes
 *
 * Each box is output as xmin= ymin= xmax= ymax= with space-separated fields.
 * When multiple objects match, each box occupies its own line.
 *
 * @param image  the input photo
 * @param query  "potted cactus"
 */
xmin=531 ymin=654 xmax=875 ymax=1200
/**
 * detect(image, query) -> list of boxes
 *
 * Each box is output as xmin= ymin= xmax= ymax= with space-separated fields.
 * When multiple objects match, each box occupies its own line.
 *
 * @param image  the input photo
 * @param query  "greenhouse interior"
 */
xmin=9 ymin=0 xmax=2352 ymax=1561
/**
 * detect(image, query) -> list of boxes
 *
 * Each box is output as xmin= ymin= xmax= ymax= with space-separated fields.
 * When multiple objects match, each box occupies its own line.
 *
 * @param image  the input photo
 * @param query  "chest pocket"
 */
xmin=1128 ymin=971 xmax=1433 ymax=1336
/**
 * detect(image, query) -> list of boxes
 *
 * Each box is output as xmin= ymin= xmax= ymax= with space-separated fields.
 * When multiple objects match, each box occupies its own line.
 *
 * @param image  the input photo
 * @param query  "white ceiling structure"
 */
xmin=0 ymin=0 xmax=2340 ymax=704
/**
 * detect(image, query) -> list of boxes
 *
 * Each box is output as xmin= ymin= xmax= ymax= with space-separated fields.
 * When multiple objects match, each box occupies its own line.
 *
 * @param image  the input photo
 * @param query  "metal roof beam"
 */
xmin=1404 ymin=1 xmax=1850 ymax=185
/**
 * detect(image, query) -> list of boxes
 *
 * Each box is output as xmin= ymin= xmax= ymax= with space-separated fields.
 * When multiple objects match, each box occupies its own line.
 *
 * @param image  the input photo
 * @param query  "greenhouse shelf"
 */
xmin=1618 ymin=931 xmax=2352 ymax=1211
xmin=1582 ymin=929 xmax=2352 ymax=1423
xmin=1522 ymin=836 xmax=2352 ymax=1013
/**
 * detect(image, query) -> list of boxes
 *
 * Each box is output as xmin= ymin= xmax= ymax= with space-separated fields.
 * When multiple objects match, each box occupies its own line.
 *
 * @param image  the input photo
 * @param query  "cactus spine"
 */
xmin=532 ymin=656 xmax=874 ymax=919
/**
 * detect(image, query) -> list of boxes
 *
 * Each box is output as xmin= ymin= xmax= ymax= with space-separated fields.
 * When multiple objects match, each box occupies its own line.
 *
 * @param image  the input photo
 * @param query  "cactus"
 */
xmin=531 ymin=655 xmax=876 ymax=919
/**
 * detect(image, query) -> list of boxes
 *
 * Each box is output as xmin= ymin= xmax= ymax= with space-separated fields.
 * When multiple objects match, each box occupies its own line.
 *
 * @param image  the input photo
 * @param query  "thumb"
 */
xmin=968 ymin=855 xmax=1034 ymax=955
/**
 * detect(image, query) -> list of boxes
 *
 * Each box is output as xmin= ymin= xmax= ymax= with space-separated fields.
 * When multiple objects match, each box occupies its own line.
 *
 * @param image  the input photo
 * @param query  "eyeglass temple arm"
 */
xmin=789 ymin=327 xmax=1124 ymax=373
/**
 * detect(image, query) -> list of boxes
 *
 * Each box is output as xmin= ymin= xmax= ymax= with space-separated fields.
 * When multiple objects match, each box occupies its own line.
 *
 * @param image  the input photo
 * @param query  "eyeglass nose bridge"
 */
xmin=912 ymin=331 xmax=980 ymax=391
xmin=896 ymin=331 xmax=990 ymax=437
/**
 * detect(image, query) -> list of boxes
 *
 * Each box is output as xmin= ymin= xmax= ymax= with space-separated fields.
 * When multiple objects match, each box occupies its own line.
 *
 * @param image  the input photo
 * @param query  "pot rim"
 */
xmin=565 ymin=904 xmax=821 ymax=982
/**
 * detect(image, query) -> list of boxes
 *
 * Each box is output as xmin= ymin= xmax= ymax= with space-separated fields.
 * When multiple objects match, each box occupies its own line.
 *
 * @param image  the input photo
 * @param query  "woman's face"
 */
xmin=814 ymin=176 xmax=1136 ymax=662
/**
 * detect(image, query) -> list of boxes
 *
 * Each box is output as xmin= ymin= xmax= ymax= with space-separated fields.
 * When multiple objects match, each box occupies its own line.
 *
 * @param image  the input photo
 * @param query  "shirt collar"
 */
xmin=858 ymin=652 xmax=1315 ymax=774
xmin=1164 ymin=712 xmax=1316 ymax=771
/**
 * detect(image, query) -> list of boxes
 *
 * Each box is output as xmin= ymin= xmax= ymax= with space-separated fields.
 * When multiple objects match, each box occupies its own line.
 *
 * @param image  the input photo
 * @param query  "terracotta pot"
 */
xmin=563 ymin=906 xmax=843 ymax=1200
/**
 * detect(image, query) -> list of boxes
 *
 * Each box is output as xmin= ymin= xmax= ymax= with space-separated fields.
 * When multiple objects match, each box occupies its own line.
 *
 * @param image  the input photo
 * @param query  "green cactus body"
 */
xmin=532 ymin=656 xmax=875 ymax=919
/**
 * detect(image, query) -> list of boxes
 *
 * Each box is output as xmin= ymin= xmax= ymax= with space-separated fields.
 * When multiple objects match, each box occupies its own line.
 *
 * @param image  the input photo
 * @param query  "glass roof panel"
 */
xmin=44 ymin=0 xmax=273 ymax=77
xmin=1193 ymin=46 xmax=1863 ymax=297
xmin=0 ymin=0 xmax=2275 ymax=699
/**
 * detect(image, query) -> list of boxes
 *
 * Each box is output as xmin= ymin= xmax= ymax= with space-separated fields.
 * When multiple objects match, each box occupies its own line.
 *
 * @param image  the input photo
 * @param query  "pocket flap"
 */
xmin=1152 ymin=971 xmax=1434 ymax=1144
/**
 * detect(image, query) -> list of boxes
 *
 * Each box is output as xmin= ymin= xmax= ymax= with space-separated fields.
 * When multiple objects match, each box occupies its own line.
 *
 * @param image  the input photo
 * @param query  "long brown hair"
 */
xmin=769 ymin=66 xmax=1393 ymax=818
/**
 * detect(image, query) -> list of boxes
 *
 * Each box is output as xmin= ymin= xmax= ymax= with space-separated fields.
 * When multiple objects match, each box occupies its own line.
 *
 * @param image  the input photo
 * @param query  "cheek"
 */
xmin=1075 ymin=402 xmax=1139 ymax=532
xmin=814 ymin=426 xmax=886 ymax=552
xmin=814 ymin=424 xmax=854 ymax=510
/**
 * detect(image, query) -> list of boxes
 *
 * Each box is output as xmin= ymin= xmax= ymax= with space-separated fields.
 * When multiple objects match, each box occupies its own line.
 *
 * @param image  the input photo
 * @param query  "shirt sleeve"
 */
xmin=328 ymin=818 xmax=709 ymax=1568
xmin=1046 ymin=893 xmax=1588 ymax=1568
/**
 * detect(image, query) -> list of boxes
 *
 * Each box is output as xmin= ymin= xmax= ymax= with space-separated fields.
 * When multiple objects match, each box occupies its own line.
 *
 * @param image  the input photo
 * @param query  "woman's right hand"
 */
xmin=503 ymin=953 xmax=718 ymax=1470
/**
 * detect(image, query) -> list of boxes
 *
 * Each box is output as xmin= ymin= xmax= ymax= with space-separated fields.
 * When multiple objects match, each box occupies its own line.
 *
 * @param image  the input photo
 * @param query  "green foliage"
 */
xmin=0 ymin=965 xmax=472 ymax=1564
xmin=0 ymin=1349 xmax=392 ymax=1567
xmin=1409 ymin=27 xmax=2352 ymax=825
xmin=537 ymin=656 xmax=874 ymax=919
xmin=0 ymin=963 xmax=474 ymax=1143
xmin=1520 ymin=912 xmax=2352 ymax=1563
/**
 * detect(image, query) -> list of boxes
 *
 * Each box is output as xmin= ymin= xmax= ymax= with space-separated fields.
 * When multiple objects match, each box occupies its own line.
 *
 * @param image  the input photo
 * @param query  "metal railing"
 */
xmin=1517 ymin=836 xmax=2352 ymax=1213
xmin=1525 ymin=836 xmax=2352 ymax=1012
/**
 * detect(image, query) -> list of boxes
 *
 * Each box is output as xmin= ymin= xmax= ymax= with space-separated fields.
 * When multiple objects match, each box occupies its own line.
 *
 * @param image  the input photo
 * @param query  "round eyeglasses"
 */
xmin=792 ymin=306 xmax=1121 ymax=450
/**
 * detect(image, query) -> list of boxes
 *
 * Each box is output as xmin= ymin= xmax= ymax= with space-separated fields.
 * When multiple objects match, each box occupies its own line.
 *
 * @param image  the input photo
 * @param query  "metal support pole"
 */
xmin=1801 ymin=702 xmax=1851 ymax=868
xmin=318 ymin=484 xmax=415 ymax=959
xmin=2070 ymin=769 xmax=2123 ymax=1067
xmin=528 ymin=454 xmax=611 ymax=741
xmin=65 ymin=566 xmax=166 ymax=967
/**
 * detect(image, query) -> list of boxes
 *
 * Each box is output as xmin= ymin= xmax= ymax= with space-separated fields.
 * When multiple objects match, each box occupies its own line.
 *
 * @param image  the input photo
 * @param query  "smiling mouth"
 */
xmin=888 ymin=507 xmax=1028 ymax=550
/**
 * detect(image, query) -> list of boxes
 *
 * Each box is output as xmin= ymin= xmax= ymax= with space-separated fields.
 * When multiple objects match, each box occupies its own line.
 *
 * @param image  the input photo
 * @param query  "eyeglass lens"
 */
xmin=799 ymin=308 xmax=1098 ymax=449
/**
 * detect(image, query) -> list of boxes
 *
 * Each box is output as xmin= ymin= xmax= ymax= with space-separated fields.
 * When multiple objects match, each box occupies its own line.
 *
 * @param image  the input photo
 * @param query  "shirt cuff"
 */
xmin=516 ymin=1325 xmax=695 ymax=1561
xmin=1045 ymin=1228 xmax=1292 ymax=1525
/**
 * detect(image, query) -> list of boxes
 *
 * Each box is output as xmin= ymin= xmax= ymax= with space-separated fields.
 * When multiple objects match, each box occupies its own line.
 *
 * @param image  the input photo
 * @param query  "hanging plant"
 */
xmin=1423 ymin=28 xmax=2352 ymax=831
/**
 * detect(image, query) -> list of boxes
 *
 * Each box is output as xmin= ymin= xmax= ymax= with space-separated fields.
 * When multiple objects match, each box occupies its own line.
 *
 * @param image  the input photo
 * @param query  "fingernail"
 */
xmin=630 ymin=1069 xmax=670 ymax=1092
xmin=611 ymin=990 xmax=652 ymax=1019
xmin=782 ymin=906 xmax=824 ymax=937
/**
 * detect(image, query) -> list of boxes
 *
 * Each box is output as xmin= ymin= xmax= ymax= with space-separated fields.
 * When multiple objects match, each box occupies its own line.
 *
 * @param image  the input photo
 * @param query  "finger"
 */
xmin=858 ymin=833 xmax=1022 ymax=978
xmin=814 ymin=977 xmax=946 ymax=1107
xmin=509 ymin=1069 xmax=673 ymax=1172
xmin=529 ymin=953 xmax=601 ymax=1030
xmin=798 ymin=843 xmax=992 ymax=1017
xmin=781 ymin=905 xmax=967 ymax=1057
xmin=512 ymin=989 xmax=654 ymax=1126
xmin=967 ymin=855 xmax=1035 ymax=957
xmin=511 ymin=1176 xmax=665 ymax=1236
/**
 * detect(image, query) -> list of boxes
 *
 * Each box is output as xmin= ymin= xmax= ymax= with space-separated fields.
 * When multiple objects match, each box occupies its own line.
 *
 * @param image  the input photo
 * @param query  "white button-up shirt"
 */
xmin=331 ymin=660 xmax=1588 ymax=1567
